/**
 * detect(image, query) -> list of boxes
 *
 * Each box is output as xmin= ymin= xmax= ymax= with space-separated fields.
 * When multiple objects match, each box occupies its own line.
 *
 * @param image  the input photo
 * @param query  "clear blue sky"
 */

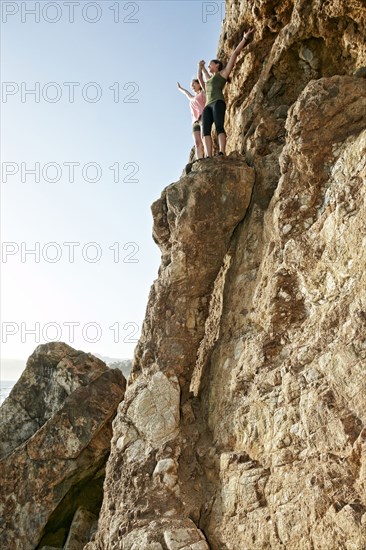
xmin=0 ymin=1 xmax=225 ymax=379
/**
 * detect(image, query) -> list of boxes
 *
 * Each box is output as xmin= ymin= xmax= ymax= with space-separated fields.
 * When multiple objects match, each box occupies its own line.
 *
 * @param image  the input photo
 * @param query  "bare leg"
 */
xmin=203 ymin=135 xmax=213 ymax=157
xmin=193 ymin=131 xmax=204 ymax=159
xmin=218 ymin=132 xmax=226 ymax=155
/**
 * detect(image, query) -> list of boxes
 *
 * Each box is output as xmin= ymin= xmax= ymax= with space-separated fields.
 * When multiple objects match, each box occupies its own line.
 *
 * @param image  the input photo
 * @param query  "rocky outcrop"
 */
xmin=86 ymin=157 xmax=255 ymax=548
xmin=87 ymin=1 xmax=366 ymax=549
xmin=0 ymin=342 xmax=111 ymax=458
xmin=0 ymin=343 xmax=126 ymax=550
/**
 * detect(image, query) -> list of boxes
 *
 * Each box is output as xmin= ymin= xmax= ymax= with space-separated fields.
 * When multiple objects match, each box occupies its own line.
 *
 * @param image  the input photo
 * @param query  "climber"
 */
xmin=177 ymin=79 xmax=206 ymax=160
xmin=198 ymin=28 xmax=254 ymax=157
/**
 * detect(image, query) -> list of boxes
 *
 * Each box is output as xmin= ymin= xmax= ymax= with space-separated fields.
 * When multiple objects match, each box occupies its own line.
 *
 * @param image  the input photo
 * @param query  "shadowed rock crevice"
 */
xmin=36 ymin=464 xmax=105 ymax=549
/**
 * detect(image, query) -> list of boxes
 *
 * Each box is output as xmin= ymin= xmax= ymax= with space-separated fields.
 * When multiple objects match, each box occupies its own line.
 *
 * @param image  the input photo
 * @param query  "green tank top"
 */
xmin=205 ymin=72 xmax=227 ymax=105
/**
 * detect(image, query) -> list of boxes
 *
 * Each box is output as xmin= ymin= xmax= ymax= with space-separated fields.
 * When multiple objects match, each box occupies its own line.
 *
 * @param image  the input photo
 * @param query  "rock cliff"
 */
xmin=87 ymin=1 xmax=366 ymax=548
xmin=4 ymin=0 xmax=365 ymax=548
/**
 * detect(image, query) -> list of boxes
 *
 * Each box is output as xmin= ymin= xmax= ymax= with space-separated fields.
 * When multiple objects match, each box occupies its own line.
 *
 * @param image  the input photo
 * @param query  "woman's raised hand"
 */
xmin=243 ymin=28 xmax=254 ymax=40
xmin=198 ymin=60 xmax=206 ymax=69
xmin=177 ymin=82 xmax=182 ymax=89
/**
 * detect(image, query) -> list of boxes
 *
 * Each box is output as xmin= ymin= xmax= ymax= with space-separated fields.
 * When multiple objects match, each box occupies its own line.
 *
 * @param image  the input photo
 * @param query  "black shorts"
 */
xmin=192 ymin=116 xmax=202 ymax=133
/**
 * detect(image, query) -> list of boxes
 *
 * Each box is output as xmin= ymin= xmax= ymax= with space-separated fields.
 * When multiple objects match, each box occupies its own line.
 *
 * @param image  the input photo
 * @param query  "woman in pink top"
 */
xmin=177 ymin=79 xmax=206 ymax=159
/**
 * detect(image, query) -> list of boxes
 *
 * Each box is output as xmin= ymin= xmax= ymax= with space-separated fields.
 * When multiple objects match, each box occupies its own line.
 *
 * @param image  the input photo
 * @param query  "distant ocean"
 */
xmin=0 ymin=381 xmax=15 ymax=405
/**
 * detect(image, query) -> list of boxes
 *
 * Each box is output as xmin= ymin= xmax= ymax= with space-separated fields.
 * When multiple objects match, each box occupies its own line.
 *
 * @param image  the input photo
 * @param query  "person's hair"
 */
xmin=211 ymin=59 xmax=231 ymax=83
xmin=191 ymin=78 xmax=202 ymax=90
xmin=211 ymin=59 xmax=224 ymax=71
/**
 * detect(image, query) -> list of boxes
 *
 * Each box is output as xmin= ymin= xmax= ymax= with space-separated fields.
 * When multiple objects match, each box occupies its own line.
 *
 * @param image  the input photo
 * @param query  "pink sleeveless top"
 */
xmin=189 ymin=91 xmax=206 ymax=123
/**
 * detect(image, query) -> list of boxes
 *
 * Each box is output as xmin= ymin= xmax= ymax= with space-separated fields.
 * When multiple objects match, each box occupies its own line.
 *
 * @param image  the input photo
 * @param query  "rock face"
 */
xmin=0 ymin=342 xmax=126 ymax=550
xmin=89 ymin=1 xmax=366 ymax=549
xmin=199 ymin=77 xmax=366 ymax=550
xmin=86 ymin=157 xmax=255 ymax=549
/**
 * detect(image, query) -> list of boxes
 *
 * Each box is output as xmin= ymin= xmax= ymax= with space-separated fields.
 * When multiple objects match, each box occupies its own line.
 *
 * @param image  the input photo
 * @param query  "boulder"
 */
xmin=0 ymin=342 xmax=126 ymax=550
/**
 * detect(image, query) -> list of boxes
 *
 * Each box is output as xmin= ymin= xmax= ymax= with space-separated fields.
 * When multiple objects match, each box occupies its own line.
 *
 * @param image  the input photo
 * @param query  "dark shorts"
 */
xmin=192 ymin=116 xmax=202 ymax=133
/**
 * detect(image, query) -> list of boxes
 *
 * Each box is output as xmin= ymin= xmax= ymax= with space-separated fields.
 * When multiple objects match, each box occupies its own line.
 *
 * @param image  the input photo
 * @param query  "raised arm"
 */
xmin=220 ymin=28 xmax=254 ymax=80
xmin=177 ymin=82 xmax=194 ymax=100
xmin=197 ymin=60 xmax=207 ymax=90
xmin=202 ymin=65 xmax=210 ymax=81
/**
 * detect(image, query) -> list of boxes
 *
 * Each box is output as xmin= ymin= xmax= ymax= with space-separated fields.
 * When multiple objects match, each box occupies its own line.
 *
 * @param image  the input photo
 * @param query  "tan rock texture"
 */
xmin=0 ymin=343 xmax=126 ymax=550
xmin=64 ymin=507 xmax=98 ymax=550
xmin=89 ymin=1 xmax=366 ymax=549
xmin=0 ymin=342 xmax=109 ymax=458
xmin=86 ymin=157 xmax=255 ymax=549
